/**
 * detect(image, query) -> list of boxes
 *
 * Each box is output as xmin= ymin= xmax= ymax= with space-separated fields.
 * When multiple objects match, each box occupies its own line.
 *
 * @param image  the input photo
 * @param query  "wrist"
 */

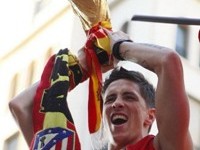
xmin=112 ymin=40 xmax=133 ymax=60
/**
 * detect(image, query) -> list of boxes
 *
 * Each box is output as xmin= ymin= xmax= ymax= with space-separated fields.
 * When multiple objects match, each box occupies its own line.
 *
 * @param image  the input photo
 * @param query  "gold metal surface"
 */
xmin=68 ymin=0 xmax=110 ymax=31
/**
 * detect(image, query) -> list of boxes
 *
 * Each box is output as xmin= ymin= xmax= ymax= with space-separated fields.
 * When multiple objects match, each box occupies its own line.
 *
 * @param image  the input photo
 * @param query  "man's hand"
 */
xmin=78 ymin=47 xmax=114 ymax=73
xmin=104 ymin=29 xmax=131 ymax=51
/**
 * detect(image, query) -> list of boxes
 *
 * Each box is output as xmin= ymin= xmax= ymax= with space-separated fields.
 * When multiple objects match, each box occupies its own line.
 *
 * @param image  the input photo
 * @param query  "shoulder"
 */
xmin=154 ymin=132 xmax=193 ymax=150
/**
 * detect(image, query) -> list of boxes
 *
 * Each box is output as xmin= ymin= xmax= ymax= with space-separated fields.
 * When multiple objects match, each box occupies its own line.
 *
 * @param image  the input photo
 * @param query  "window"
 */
xmin=9 ymin=74 xmax=18 ymax=100
xmin=45 ymin=47 xmax=54 ymax=61
xmin=194 ymin=146 xmax=200 ymax=150
xmin=175 ymin=25 xmax=188 ymax=58
xmin=33 ymin=0 xmax=51 ymax=16
xmin=26 ymin=61 xmax=36 ymax=87
xmin=4 ymin=132 xmax=20 ymax=150
xmin=120 ymin=21 xmax=129 ymax=33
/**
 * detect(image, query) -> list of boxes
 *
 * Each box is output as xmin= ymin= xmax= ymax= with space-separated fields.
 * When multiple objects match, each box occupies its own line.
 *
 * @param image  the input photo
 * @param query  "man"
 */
xmin=9 ymin=30 xmax=193 ymax=150
xmin=101 ymin=67 xmax=155 ymax=150
xmin=99 ymin=30 xmax=193 ymax=149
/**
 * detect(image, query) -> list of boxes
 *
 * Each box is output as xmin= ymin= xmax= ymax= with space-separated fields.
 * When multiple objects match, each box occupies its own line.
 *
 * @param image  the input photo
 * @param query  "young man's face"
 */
xmin=103 ymin=79 xmax=152 ymax=148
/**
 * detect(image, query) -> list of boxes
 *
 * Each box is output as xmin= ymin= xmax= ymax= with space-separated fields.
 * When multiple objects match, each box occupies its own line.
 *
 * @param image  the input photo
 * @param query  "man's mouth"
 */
xmin=111 ymin=114 xmax=128 ymax=125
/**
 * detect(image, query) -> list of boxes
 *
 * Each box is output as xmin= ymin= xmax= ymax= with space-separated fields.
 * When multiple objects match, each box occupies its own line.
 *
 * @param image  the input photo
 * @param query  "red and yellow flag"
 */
xmin=84 ymin=22 xmax=112 ymax=133
xmin=68 ymin=0 xmax=112 ymax=133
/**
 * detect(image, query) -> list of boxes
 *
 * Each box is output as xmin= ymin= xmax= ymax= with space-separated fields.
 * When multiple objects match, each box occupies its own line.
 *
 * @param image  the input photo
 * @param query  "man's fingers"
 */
xmin=103 ymin=28 xmax=113 ymax=36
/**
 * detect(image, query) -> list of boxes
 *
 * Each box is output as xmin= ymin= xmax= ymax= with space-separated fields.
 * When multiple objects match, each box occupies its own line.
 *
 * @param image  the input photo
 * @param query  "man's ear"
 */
xmin=144 ymin=108 xmax=156 ymax=126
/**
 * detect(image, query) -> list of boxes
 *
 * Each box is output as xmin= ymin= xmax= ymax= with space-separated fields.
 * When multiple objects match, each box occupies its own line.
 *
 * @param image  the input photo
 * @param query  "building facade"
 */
xmin=0 ymin=0 xmax=199 ymax=149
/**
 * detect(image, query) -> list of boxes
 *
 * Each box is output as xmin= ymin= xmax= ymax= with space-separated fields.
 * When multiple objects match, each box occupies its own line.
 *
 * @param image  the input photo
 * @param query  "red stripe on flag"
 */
xmin=32 ymin=55 xmax=56 ymax=133
xmin=55 ymin=140 xmax=62 ymax=150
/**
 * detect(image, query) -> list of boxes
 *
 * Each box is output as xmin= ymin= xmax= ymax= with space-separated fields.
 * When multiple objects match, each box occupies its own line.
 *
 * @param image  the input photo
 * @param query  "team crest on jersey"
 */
xmin=32 ymin=127 xmax=74 ymax=150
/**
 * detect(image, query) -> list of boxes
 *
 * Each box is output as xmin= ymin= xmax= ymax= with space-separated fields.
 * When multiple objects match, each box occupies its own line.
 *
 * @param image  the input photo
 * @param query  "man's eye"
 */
xmin=124 ymin=95 xmax=137 ymax=101
xmin=104 ymin=97 xmax=115 ymax=104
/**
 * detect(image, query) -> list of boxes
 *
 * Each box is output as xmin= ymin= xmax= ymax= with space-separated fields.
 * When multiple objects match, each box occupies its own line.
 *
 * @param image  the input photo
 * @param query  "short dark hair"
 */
xmin=102 ymin=67 xmax=155 ymax=108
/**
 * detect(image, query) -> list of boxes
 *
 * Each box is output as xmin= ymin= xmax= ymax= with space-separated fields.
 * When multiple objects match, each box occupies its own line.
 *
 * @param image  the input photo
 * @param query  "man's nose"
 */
xmin=112 ymin=97 xmax=124 ymax=109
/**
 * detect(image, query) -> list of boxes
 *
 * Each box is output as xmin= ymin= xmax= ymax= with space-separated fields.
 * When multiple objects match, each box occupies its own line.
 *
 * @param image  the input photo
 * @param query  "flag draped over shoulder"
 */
xmin=30 ymin=48 xmax=87 ymax=150
xmin=68 ymin=0 xmax=112 ymax=133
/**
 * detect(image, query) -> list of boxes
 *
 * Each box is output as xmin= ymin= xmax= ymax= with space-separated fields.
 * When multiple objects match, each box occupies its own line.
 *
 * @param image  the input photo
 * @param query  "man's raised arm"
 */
xmin=107 ymin=30 xmax=193 ymax=150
